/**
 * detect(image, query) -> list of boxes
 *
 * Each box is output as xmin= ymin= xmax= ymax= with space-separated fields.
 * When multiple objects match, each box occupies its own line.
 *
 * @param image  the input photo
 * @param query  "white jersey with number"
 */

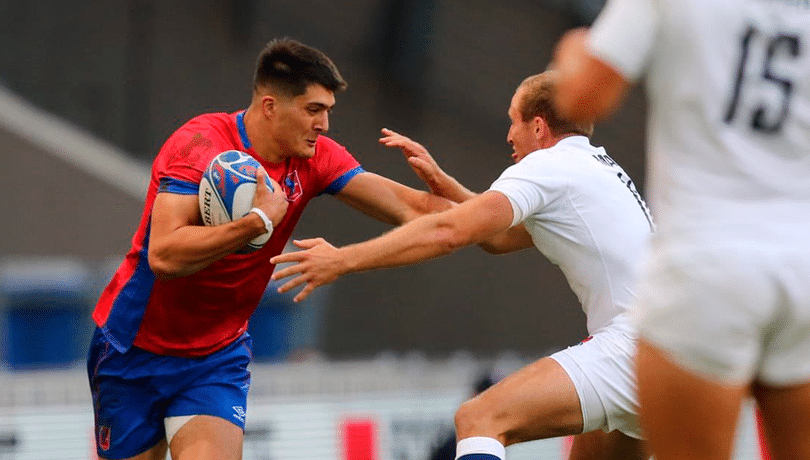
xmin=589 ymin=0 xmax=810 ymax=384
xmin=589 ymin=0 xmax=810 ymax=246
xmin=489 ymin=136 xmax=653 ymax=335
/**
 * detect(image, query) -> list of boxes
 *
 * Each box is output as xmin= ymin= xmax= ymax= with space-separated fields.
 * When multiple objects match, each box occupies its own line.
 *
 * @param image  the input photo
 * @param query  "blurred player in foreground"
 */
xmin=87 ymin=38 xmax=452 ymax=460
xmin=271 ymin=71 xmax=654 ymax=460
xmin=551 ymin=1 xmax=810 ymax=459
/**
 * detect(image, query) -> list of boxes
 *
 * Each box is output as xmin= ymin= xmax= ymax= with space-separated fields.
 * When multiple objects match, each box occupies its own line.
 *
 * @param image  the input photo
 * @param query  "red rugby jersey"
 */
xmin=92 ymin=111 xmax=363 ymax=357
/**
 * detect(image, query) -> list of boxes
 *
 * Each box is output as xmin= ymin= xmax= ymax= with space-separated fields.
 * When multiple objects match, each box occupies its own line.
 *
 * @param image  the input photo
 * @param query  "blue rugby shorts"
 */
xmin=87 ymin=327 xmax=252 ymax=458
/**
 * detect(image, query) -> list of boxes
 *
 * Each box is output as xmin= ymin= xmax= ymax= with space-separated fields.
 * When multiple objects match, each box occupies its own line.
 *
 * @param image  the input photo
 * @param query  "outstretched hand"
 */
xmin=269 ymin=238 xmax=345 ymax=302
xmin=379 ymin=128 xmax=447 ymax=194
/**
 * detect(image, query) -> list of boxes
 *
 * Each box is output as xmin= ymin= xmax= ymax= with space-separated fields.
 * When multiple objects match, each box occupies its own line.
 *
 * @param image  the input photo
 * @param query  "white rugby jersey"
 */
xmin=589 ymin=0 xmax=810 ymax=245
xmin=489 ymin=136 xmax=653 ymax=334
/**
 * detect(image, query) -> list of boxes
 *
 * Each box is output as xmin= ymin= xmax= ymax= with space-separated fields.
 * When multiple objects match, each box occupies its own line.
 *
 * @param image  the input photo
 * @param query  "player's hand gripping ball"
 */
xmin=198 ymin=150 xmax=274 ymax=252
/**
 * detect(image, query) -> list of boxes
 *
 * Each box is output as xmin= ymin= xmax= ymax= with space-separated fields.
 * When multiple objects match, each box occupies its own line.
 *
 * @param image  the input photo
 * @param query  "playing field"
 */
xmin=0 ymin=357 xmax=767 ymax=460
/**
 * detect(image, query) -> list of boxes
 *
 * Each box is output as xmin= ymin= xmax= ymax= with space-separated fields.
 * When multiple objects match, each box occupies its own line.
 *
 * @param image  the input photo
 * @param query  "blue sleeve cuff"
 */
xmin=320 ymin=166 xmax=365 ymax=195
xmin=158 ymin=177 xmax=198 ymax=195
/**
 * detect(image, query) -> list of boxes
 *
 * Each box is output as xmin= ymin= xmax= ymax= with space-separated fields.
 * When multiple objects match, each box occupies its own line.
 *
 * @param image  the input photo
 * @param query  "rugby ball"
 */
xmin=198 ymin=150 xmax=275 ymax=252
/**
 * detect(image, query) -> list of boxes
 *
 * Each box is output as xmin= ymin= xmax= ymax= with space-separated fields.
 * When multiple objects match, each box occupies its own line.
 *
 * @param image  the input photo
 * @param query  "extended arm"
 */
xmin=148 ymin=170 xmax=288 ymax=280
xmin=477 ymin=224 xmax=534 ymax=254
xmin=551 ymin=28 xmax=632 ymax=122
xmin=334 ymin=171 xmax=454 ymax=225
xmin=379 ymin=128 xmax=476 ymax=203
xmin=271 ymin=190 xmax=515 ymax=302
xmin=379 ymin=128 xmax=534 ymax=254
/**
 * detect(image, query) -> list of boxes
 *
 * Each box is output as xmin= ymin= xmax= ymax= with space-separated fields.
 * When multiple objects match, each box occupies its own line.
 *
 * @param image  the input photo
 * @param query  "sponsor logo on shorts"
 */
xmin=98 ymin=425 xmax=111 ymax=451
xmin=232 ymin=406 xmax=246 ymax=423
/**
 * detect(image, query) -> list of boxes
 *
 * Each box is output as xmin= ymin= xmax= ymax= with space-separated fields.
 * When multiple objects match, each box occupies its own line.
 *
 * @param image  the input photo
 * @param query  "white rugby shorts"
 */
xmin=635 ymin=242 xmax=810 ymax=386
xmin=550 ymin=324 xmax=642 ymax=439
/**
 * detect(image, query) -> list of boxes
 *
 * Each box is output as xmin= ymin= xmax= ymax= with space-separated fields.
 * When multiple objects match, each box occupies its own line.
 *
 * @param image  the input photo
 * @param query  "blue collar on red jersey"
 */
xmin=236 ymin=110 xmax=252 ymax=150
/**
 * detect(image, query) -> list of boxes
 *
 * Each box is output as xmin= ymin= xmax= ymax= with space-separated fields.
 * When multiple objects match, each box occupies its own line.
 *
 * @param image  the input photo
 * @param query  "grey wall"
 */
xmin=0 ymin=128 xmax=142 ymax=259
xmin=0 ymin=0 xmax=647 ymax=359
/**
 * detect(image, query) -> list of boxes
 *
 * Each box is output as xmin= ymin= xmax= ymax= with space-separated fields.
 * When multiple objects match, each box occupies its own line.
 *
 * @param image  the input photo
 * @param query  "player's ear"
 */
xmin=533 ymin=116 xmax=549 ymax=139
xmin=261 ymin=95 xmax=276 ymax=118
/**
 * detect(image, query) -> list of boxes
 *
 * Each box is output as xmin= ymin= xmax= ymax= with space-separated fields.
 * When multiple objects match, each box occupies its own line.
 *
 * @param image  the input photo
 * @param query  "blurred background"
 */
xmin=1 ymin=0 xmax=649 ymax=361
xmin=0 ymin=1 xmax=765 ymax=459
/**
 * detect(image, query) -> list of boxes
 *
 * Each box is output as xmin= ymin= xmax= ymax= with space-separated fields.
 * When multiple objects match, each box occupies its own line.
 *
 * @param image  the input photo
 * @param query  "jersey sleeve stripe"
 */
xmin=320 ymin=166 xmax=366 ymax=195
xmin=158 ymin=177 xmax=199 ymax=195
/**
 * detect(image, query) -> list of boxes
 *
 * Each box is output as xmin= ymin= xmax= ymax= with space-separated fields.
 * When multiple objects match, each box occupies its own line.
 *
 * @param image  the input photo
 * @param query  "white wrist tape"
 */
xmin=249 ymin=207 xmax=274 ymax=236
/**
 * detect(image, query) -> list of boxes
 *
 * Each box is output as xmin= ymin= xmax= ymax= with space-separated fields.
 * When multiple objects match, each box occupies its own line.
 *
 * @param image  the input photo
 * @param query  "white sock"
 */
xmin=455 ymin=436 xmax=505 ymax=460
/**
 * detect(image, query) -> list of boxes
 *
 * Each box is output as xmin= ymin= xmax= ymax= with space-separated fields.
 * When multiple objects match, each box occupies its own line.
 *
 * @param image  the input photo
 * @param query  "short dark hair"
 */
xmin=254 ymin=38 xmax=347 ymax=97
xmin=518 ymin=71 xmax=594 ymax=138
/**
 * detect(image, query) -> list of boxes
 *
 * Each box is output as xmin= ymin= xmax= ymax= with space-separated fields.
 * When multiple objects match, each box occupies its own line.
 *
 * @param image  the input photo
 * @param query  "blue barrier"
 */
xmin=249 ymin=279 xmax=329 ymax=362
xmin=249 ymin=280 xmax=296 ymax=362
xmin=0 ymin=259 xmax=93 ymax=370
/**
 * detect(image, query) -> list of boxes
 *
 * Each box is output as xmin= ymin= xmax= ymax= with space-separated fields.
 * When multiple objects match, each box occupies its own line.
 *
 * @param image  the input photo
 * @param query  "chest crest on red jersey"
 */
xmin=282 ymin=170 xmax=303 ymax=201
